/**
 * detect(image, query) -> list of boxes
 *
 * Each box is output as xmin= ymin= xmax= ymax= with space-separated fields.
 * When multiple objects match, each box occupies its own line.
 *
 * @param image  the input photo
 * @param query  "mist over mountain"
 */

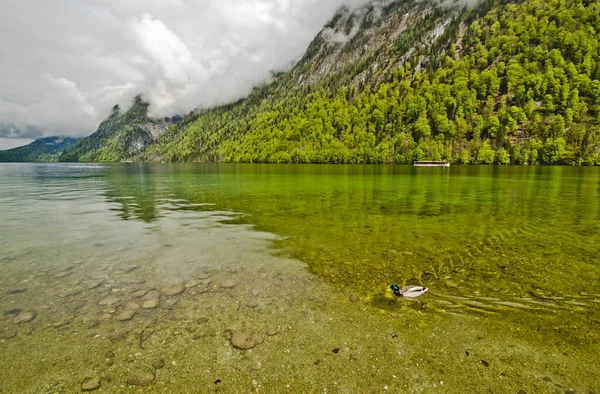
xmin=0 ymin=0 xmax=376 ymax=150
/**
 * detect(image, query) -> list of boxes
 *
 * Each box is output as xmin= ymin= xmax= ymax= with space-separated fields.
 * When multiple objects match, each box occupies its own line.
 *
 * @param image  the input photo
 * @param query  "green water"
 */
xmin=0 ymin=163 xmax=599 ymax=393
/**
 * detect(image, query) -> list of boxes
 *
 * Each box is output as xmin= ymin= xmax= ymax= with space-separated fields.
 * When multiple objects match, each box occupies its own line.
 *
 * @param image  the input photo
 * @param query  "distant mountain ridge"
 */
xmin=58 ymin=95 xmax=178 ymax=163
xmin=0 ymin=136 xmax=79 ymax=162
xmin=52 ymin=0 xmax=600 ymax=165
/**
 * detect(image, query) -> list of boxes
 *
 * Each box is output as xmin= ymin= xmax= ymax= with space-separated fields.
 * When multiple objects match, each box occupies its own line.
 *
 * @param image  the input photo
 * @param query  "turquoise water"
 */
xmin=0 ymin=163 xmax=599 ymax=393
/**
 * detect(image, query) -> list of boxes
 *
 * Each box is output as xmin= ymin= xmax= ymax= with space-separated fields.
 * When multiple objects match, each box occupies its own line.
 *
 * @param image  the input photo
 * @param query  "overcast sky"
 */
xmin=0 ymin=0 xmax=369 ymax=149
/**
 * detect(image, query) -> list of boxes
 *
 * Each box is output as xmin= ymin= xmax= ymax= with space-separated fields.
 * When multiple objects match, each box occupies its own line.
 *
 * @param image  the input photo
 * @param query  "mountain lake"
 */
xmin=0 ymin=163 xmax=599 ymax=393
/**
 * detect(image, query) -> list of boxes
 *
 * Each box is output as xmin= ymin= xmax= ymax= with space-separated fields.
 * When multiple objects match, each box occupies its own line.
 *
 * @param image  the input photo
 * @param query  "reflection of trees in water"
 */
xmin=97 ymin=164 xmax=600 ymax=295
xmin=104 ymin=164 xmax=161 ymax=223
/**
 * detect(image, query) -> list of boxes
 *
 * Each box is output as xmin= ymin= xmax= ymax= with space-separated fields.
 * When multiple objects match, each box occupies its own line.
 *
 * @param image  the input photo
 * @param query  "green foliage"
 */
xmin=496 ymin=147 xmax=510 ymax=164
xmin=477 ymin=141 xmax=496 ymax=164
xmin=59 ymin=96 xmax=171 ymax=163
xmin=541 ymin=138 xmax=566 ymax=164
xmin=0 ymin=137 xmax=78 ymax=162
xmin=122 ymin=0 xmax=600 ymax=166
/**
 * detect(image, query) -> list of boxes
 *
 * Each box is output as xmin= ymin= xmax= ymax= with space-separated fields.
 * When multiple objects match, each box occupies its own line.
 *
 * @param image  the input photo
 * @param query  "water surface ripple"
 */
xmin=0 ymin=163 xmax=599 ymax=393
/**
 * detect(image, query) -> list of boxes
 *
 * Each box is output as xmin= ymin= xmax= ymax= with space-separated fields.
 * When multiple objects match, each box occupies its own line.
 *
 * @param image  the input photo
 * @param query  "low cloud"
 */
xmin=0 ymin=123 xmax=44 ymax=139
xmin=0 ymin=0 xmax=373 ymax=149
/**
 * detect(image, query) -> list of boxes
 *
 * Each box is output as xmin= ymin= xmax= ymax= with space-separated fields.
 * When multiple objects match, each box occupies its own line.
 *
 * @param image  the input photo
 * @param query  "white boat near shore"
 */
xmin=413 ymin=161 xmax=450 ymax=167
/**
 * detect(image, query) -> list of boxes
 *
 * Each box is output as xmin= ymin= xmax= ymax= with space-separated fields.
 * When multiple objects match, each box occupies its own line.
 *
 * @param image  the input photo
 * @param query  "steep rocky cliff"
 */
xmin=59 ymin=96 xmax=176 ymax=162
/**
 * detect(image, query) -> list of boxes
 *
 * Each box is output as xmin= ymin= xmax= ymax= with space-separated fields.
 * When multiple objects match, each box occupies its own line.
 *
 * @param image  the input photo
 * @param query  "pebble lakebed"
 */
xmin=1 ymin=215 xmax=599 ymax=393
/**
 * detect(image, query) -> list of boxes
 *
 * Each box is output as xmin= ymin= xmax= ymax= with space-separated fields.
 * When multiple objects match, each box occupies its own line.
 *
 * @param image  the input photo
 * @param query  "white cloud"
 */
xmin=0 ymin=0 xmax=372 ymax=149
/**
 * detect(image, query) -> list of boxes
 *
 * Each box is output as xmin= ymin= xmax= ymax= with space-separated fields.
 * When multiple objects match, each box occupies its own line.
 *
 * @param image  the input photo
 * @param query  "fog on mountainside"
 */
xmin=0 ymin=0 xmax=376 ymax=149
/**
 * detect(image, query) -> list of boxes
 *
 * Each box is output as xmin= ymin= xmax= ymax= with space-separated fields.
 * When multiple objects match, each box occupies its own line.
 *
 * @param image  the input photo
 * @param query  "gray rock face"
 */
xmin=162 ymin=283 xmax=185 ymax=296
xmin=126 ymin=371 xmax=155 ymax=386
xmin=231 ymin=331 xmax=264 ymax=350
xmin=13 ymin=311 xmax=36 ymax=324
xmin=81 ymin=377 xmax=101 ymax=391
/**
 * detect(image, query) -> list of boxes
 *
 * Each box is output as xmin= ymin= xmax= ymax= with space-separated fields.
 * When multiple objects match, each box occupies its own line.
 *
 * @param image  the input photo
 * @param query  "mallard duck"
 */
xmin=390 ymin=284 xmax=428 ymax=298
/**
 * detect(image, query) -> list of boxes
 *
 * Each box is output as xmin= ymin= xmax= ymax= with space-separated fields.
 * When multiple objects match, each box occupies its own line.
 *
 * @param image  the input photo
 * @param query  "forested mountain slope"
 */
xmin=59 ymin=96 xmax=176 ymax=162
xmin=143 ymin=0 xmax=599 ymax=165
xmin=0 ymin=137 xmax=78 ymax=162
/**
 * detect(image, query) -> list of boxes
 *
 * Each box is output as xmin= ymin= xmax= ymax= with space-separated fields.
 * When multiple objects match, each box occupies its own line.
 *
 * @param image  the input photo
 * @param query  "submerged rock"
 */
xmin=162 ymin=284 xmax=185 ymax=296
xmin=126 ymin=371 xmax=155 ymax=386
xmin=115 ymin=305 xmax=139 ymax=321
xmin=13 ymin=310 xmax=36 ymax=324
xmin=142 ymin=291 xmax=161 ymax=301
xmin=196 ymin=272 xmax=210 ymax=280
xmin=185 ymin=279 xmax=203 ymax=288
xmin=7 ymin=288 xmax=27 ymax=294
xmin=230 ymin=331 xmax=264 ymax=350
xmin=99 ymin=295 xmax=120 ymax=306
xmin=220 ymin=279 xmax=237 ymax=289
xmin=53 ymin=270 xmax=73 ymax=278
xmin=152 ymin=359 xmax=166 ymax=370
xmin=52 ymin=320 xmax=71 ymax=328
xmin=85 ymin=280 xmax=103 ymax=290
xmin=81 ymin=377 xmax=100 ymax=391
xmin=123 ymin=265 xmax=138 ymax=273
xmin=123 ymin=302 xmax=140 ymax=311
xmin=142 ymin=299 xmax=159 ymax=309
xmin=266 ymin=327 xmax=278 ymax=336
xmin=129 ymin=289 xmax=148 ymax=298
xmin=3 ymin=327 xmax=17 ymax=339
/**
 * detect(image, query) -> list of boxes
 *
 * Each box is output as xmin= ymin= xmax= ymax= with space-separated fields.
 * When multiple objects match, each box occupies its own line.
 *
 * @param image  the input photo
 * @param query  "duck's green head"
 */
xmin=390 ymin=284 xmax=399 ymax=292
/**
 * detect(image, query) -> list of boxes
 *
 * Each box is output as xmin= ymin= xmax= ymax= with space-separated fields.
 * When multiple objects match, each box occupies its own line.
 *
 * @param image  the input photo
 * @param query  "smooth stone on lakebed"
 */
xmin=162 ymin=284 xmax=186 ymax=296
xmin=3 ymin=327 xmax=18 ymax=339
xmin=266 ymin=327 xmax=278 ymax=336
xmin=185 ymin=279 xmax=203 ymax=288
xmin=52 ymin=267 xmax=74 ymax=278
xmin=196 ymin=272 xmax=210 ymax=280
xmin=85 ymin=280 xmax=103 ymax=290
xmin=81 ymin=377 xmax=101 ymax=391
xmin=142 ymin=299 xmax=159 ymax=309
xmin=13 ymin=311 xmax=36 ymax=324
xmin=99 ymin=295 xmax=120 ymax=306
xmin=142 ymin=291 xmax=160 ymax=301
xmin=230 ymin=331 xmax=264 ymax=350
xmin=115 ymin=308 xmax=137 ymax=321
xmin=152 ymin=359 xmax=166 ymax=369
xmin=129 ymin=289 xmax=148 ymax=298
xmin=126 ymin=371 xmax=155 ymax=386
xmin=220 ymin=279 xmax=237 ymax=289
xmin=123 ymin=302 xmax=140 ymax=311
